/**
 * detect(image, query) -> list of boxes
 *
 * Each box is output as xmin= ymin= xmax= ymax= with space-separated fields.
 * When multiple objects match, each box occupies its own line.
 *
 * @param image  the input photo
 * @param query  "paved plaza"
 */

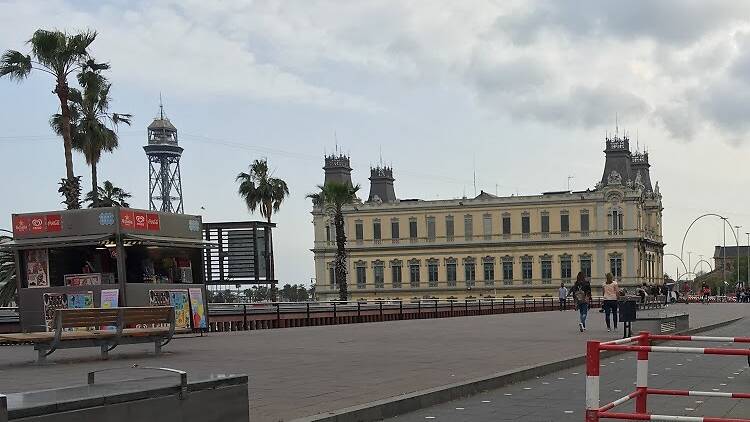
xmin=384 ymin=321 xmax=750 ymax=421
xmin=0 ymin=304 xmax=749 ymax=421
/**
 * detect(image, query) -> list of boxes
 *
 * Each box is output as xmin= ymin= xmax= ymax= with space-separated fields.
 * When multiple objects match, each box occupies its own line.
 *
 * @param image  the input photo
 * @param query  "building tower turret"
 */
xmin=323 ymin=154 xmax=353 ymax=186
xmin=631 ymin=151 xmax=653 ymax=192
xmin=368 ymin=166 xmax=396 ymax=203
xmin=144 ymin=103 xmax=184 ymax=213
xmin=600 ymin=133 xmax=632 ymax=187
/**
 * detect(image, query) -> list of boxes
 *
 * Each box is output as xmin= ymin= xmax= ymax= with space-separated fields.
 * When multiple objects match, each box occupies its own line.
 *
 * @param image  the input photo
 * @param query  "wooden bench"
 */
xmin=0 ymin=307 xmax=189 ymax=362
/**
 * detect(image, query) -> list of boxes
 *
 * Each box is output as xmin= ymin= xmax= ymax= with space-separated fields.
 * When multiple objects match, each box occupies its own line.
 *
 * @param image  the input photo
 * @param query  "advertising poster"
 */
xmin=149 ymin=289 xmax=171 ymax=307
xmin=169 ymin=290 xmax=191 ymax=329
xmin=188 ymin=288 xmax=207 ymax=329
xmin=67 ymin=291 xmax=94 ymax=309
xmin=100 ymin=289 xmax=119 ymax=330
xmin=25 ymin=249 xmax=49 ymax=288
xmin=43 ymin=293 xmax=67 ymax=331
xmin=65 ymin=273 xmax=102 ymax=286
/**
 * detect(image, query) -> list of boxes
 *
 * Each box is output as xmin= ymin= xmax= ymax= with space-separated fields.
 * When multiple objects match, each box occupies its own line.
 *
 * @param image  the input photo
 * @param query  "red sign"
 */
xmin=120 ymin=210 xmax=135 ymax=229
xmin=13 ymin=216 xmax=30 ymax=234
xmin=46 ymin=214 xmax=62 ymax=232
xmin=146 ymin=213 xmax=160 ymax=231
xmin=134 ymin=212 xmax=147 ymax=230
xmin=30 ymin=216 xmax=46 ymax=233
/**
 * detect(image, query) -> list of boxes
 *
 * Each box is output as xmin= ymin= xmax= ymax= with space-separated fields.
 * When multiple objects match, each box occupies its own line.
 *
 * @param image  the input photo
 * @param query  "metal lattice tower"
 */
xmin=144 ymin=102 xmax=184 ymax=213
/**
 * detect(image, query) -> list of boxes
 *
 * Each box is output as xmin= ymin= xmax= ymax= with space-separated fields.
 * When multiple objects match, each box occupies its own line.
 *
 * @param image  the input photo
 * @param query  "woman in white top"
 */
xmin=602 ymin=273 xmax=619 ymax=332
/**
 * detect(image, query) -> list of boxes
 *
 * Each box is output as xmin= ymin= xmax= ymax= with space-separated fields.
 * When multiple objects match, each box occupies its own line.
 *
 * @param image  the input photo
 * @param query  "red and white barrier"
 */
xmin=586 ymin=332 xmax=750 ymax=422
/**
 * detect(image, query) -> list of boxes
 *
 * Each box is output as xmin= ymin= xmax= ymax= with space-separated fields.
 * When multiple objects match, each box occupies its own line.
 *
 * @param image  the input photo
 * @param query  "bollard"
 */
xmin=379 ymin=301 xmax=383 ymax=320
xmin=585 ymin=341 xmax=600 ymax=422
xmin=306 ymin=303 xmax=311 ymax=326
xmin=0 ymin=394 xmax=7 ymax=422
xmin=635 ymin=332 xmax=649 ymax=414
xmin=243 ymin=304 xmax=248 ymax=331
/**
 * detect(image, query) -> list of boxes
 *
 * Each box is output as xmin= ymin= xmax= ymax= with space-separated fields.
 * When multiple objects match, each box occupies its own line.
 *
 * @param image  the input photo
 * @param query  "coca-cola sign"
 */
xmin=46 ymin=214 xmax=62 ymax=232
xmin=146 ymin=213 xmax=160 ymax=231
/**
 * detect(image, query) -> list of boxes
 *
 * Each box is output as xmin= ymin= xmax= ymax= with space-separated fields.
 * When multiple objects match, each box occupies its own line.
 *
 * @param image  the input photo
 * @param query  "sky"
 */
xmin=2 ymin=0 xmax=750 ymax=284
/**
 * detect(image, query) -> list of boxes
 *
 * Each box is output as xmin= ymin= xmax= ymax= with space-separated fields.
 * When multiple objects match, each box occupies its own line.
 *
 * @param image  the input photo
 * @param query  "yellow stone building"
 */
xmin=311 ymin=135 xmax=664 ymax=300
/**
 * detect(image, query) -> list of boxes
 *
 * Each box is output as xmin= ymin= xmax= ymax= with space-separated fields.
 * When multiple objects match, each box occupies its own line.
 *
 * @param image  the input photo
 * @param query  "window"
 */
xmin=610 ymin=209 xmax=623 ymax=234
xmin=373 ymin=219 xmax=381 ymax=242
xmin=428 ymin=260 xmax=439 ymax=287
xmin=464 ymin=215 xmax=473 ymax=241
xmin=446 ymin=259 xmax=457 ymax=287
xmin=391 ymin=260 xmax=402 ymax=288
xmin=409 ymin=260 xmax=420 ymax=287
xmin=610 ymin=255 xmax=622 ymax=278
xmin=409 ymin=218 xmax=418 ymax=241
xmin=521 ymin=214 xmax=530 ymax=237
xmin=561 ymin=256 xmax=572 ymax=281
xmin=483 ymin=260 xmax=495 ymax=286
xmin=541 ymin=212 xmax=549 ymax=237
xmin=426 ymin=216 xmax=436 ymax=241
xmin=355 ymin=262 xmax=366 ymax=289
xmin=502 ymin=259 xmax=514 ymax=285
xmin=541 ymin=258 xmax=552 ymax=284
xmin=374 ymin=261 xmax=384 ymax=289
xmin=580 ymin=256 xmax=592 ymax=279
xmin=325 ymin=225 xmax=331 ymax=242
xmin=328 ymin=265 xmax=335 ymax=289
xmin=446 ymin=215 xmax=455 ymax=241
xmin=391 ymin=218 xmax=400 ymax=242
xmin=502 ymin=214 xmax=511 ymax=237
xmin=580 ymin=211 xmax=590 ymax=236
xmin=355 ymin=220 xmax=364 ymax=242
xmin=560 ymin=213 xmax=569 ymax=235
xmin=464 ymin=257 xmax=476 ymax=287
xmin=483 ymin=214 xmax=492 ymax=240
xmin=521 ymin=257 xmax=533 ymax=284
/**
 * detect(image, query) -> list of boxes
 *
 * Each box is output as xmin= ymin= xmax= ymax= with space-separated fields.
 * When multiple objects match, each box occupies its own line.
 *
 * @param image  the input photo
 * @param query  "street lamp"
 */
xmin=736 ymin=226 xmax=742 ymax=293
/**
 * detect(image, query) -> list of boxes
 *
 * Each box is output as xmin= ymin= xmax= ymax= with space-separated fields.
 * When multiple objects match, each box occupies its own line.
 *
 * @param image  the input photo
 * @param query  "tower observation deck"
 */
xmin=144 ymin=104 xmax=184 ymax=213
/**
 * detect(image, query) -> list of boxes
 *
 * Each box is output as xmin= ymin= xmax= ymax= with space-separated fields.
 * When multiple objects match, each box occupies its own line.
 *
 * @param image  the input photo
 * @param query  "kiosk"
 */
xmin=2 ymin=207 xmax=215 ymax=332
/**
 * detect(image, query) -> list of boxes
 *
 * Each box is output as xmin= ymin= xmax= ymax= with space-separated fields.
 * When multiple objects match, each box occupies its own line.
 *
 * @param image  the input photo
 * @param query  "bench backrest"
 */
xmin=56 ymin=308 xmax=120 ymax=329
xmin=122 ymin=306 xmax=174 ymax=326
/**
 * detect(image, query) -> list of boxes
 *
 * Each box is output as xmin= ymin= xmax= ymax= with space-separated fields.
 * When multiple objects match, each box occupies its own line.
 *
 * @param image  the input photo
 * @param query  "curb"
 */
xmin=289 ymin=316 xmax=745 ymax=422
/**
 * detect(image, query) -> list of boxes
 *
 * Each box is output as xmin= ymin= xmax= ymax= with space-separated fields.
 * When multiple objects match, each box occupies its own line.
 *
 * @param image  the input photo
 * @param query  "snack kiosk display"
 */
xmin=2 ymin=207 xmax=214 ymax=332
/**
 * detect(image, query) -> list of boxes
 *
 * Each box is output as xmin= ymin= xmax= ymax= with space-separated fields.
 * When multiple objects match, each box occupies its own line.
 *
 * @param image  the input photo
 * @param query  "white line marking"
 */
xmin=481 ymin=400 xmax=491 ymax=403
xmin=564 ymin=410 xmax=574 ymax=414
xmin=456 ymin=407 xmax=464 ymax=410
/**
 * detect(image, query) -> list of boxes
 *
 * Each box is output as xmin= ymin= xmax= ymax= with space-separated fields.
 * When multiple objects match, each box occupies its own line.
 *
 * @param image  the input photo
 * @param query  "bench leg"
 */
xmin=36 ymin=347 xmax=47 ymax=364
xmin=154 ymin=340 xmax=162 ymax=355
xmin=100 ymin=344 xmax=109 ymax=360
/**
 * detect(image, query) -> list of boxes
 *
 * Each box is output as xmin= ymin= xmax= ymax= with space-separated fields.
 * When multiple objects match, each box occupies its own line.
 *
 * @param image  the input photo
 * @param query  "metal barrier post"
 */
xmin=275 ymin=303 xmax=280 ymax=328
xmin=464 ymin=299 xmax=468 ymax=315
xmin=490 ymin=298 xmax=494 ymax=313
xmin=0 ymin=394 xmax=7 ymax=422
xmin=399 ymin=301 xmax=403 ymax=320
xmin=357 ymin=301 xmax=361 ymax=322
xmin=243 ymin=304 xmax=248 ymax=330
xmin=306 ymin=302 xmax=311 ymax=325
xmin=333 ymin=302 xmax=337 ymax=323
xmin=379 ymin=301 xmax=383 ymax=320
xmin=434 ymin=300 xmax=438 ymax=317
xmin=417 ymin=300 xmax=421 ymax=319
xmin=635 ymin=332 xmax=649 ymax=414
xmin=450 ymin=300 xmax=454 ymax=316
xmin=585 ymin=341 xmax=600 ymax=422
xmin=478 ymin=299 xmax=482 ymax=315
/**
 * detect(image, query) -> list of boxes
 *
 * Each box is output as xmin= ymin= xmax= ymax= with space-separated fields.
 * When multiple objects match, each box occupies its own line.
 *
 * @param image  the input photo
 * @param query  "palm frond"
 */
xmin=0 ymin=236 xmax=17 ymax=306
xmin=0 ymin=50 xmax=32 ymax=81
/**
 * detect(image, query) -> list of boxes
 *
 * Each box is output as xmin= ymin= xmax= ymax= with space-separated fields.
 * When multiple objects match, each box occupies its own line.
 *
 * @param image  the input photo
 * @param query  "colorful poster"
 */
xmin=67 ymin=291 xmax=94 ymax=309
xmin=43 ymin=293 xmax=67 ymax=331
xmin=188 ymin=288 xmax=207 ymax=329
xmin=65 ymin=273 xmax=102 ymax=286
xmin=149 ymin=289 xmax=171 ymax=307
xmin=100 ymin=289 xmax=119 ymax=330
xmin=25 ymin=249 xmax=49 ymax=288
xmin=170 ymin=290 xmax=191 ymax=329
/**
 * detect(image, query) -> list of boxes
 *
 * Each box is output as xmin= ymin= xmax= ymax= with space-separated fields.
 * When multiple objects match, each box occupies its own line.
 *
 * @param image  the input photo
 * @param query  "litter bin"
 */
xmin=619 ymin=299 xmax=637 ymax=338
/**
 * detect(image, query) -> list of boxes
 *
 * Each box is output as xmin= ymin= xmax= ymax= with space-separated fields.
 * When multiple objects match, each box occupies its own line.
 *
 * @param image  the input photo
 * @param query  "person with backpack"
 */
xmin=602 ymin=273 xmax=619 ymax=332
xmin=570 ymin=272 xmax=592 ymax=332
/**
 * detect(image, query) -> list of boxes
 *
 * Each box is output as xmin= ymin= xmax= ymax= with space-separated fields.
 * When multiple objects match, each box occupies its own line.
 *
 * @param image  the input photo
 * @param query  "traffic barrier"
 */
xmin=586 ymin=332 xmax=750 ymax=421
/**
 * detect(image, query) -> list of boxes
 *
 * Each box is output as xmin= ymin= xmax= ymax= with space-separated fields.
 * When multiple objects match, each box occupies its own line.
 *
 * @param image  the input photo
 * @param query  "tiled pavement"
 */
xmin=383 ymin=320 xmax=750 ymax=421
xmin=0 ymin=303 xmax=749 ymax=421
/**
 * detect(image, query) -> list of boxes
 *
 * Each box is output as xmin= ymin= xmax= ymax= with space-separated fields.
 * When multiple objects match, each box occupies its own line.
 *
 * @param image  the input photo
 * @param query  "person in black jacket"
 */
xmin=570 ymin=272 xmax=592 ymax=332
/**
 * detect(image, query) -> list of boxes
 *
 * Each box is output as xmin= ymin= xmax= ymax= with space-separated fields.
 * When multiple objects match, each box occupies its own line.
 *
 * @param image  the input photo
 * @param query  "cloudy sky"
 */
xmin=2 ymin=0 xmax=750 ymax=283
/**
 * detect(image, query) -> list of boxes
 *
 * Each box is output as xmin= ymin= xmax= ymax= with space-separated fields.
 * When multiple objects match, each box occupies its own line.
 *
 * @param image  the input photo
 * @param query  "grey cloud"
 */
xmin=653 ymin=103 xmax=701 ymax=141
xmin=498 ymin=1 xmax=750 ymax=46
xmin=467 ymin=56 xmax=549 ymax=95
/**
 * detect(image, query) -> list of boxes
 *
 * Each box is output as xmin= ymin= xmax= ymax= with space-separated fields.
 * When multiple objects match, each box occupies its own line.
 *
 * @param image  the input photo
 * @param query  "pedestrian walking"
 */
xmin=602 ymin=273 xmax=619 ymax=332
xmin=570 ymin=272 xmax=592 ymax=332
xmin=701 ymin=283 xmax=710 ymax=304
xmin=558 ymin=282 xmax=568 ymax=311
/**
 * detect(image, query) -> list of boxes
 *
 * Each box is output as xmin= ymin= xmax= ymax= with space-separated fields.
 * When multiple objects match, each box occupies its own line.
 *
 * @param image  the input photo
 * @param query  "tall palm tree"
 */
xmin=52 ymin=69 xmax=131 ymax=206
xmin=0 ymin=29 xmax=104 ymax=209
xmin=85 ymin=180 xmax=132 ymax=208
xmin=307 ymin=182 xmax=360 ymax=301
xmin=0 ymin=236 xmax=17 ymax=306
xmin=236 ymin=159 xmax=290 ymax=223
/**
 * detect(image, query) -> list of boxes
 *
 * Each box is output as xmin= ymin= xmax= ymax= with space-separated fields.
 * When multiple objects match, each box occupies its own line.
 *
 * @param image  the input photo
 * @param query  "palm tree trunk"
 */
xmin=334 ymin=208 xmax=348 ymax=301
xmin=55 ymin=80 xmax=75 ymax=181
xmin=90 ymin=163 xmax=99 ymax=206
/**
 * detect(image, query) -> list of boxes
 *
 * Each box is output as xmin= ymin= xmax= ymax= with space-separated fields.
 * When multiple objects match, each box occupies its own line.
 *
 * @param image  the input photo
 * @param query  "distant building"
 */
xmin=713 ymin=246 xmax=750 ymax=272
xmin=311 ymin=135 xmax=664 ymax=300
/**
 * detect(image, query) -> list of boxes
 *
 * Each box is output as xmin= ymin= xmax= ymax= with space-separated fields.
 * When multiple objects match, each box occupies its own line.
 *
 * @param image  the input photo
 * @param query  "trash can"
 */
xmin=619 ymin=299 xmax=637 ymax=338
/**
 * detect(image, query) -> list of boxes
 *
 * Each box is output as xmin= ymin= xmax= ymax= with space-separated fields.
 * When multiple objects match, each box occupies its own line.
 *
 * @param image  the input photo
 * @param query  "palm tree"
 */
xmin=0 ymin=236 xmax=17 ymax=306
xmin=52 ymin=69 xmax=131 ymax=206
xmin=85 ymin=180 xmax=132 ymax=208
xmin=236 ymin=159 xmax=289 ymax=223
xmin=1 ymin=29 xmax=104 ymax=209
xmin=307 ymin=182 xmax=360 ymax=300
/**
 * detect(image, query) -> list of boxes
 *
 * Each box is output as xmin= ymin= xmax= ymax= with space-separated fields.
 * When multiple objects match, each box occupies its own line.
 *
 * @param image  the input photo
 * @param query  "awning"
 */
xmin=123 ymin=234 xmax=218 ymax=249
xmin=0 ymin=234 xmax=113 ymax=250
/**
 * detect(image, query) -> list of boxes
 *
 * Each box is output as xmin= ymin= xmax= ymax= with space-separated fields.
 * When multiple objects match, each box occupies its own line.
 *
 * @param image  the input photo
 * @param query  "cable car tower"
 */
xmin=144 ymin=101 xmax=184 ymax=213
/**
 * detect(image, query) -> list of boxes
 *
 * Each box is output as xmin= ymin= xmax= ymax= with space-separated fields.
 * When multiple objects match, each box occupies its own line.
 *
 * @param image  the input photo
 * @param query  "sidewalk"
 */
xmin=0 ymin=303 xmax=747 ymax=421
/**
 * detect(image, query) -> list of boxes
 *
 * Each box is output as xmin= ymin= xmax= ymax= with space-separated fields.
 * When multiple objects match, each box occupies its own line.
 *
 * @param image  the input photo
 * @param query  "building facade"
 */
xmin=311 ymin=135 xmax=664 ymax=300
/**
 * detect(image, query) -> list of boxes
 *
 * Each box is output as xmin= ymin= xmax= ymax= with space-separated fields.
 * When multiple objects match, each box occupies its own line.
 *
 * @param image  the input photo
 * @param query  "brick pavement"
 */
xmin=382 ymin=320 xmax=750 ymax=421
xmin=0 ymin=303 xmax=748 ymax=421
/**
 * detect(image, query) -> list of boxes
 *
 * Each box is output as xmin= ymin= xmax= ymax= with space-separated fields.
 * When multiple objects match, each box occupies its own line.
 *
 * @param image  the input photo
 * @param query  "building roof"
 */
xmin=714 ymin=246 xmax=750 ymax=258
xmin=147 ymin=118 xmax=177 ymax=131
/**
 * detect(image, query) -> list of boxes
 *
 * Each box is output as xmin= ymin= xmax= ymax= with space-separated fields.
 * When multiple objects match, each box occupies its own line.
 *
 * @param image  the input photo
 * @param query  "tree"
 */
xmin=51 ymin=69 xmax=131 ymax=206
xmin=0 ymin=236 xmax=17 ymax=306
xmin=307 ymin=182 xmax=360 ymax=301
xmin=236 ymin=159 xmax=289 ymax=224
xmin=84 ymin=180 xmax=131 ymax=207
xmin=1 ymin=29 xmax=104 ymax=209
